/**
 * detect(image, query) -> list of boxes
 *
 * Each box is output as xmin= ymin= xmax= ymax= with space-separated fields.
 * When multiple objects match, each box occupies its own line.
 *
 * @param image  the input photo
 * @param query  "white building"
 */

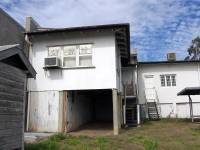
xmin=25 ymin=18 xmax=135 ymax=135
xmin=138 ymin=61 xmax=200 ymax=119
xmin=25 ymin=18 xmax=200 ymax=135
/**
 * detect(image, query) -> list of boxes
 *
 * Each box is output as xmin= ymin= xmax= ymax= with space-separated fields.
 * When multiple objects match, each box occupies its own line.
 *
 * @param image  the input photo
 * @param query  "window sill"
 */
xmin=43 ymin=66 xmax=95 ymax=70
xmin=61 ymin=66 xmax=96 ymax=69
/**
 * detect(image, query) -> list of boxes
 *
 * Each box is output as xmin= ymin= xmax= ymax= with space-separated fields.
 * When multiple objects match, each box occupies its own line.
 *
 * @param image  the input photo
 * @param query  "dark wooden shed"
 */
xmin=0 ymin=44 xmax=36 ymax=150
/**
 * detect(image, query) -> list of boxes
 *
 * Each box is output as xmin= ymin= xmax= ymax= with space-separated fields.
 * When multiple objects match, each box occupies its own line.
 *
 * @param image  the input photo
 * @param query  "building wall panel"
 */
xmin=28 ymin=91 xmax=60 ymax=132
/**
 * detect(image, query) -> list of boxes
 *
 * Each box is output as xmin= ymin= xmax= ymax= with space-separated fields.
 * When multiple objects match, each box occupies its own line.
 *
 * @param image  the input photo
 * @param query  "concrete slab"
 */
xmin=24 ymin=132 xmax=54 ymax=143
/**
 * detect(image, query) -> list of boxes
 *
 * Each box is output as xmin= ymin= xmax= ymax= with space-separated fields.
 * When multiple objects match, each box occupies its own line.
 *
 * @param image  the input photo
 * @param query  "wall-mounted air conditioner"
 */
xmin=44 ymin=57 xmax=60 ymax=69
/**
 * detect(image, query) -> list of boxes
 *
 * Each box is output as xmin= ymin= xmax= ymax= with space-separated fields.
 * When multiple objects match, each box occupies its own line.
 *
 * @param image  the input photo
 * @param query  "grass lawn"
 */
xmin=25 ymin=119 xmax=200 ymax=150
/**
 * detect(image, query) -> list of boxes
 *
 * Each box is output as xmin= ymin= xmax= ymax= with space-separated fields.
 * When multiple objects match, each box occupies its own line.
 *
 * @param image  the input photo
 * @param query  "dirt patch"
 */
xmin=69 ymin=122 xmax=113 ymax=137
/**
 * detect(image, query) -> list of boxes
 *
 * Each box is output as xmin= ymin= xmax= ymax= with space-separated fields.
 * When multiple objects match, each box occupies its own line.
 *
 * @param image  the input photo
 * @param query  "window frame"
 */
xmin=47 ymin=43 xmax=93 ymax=68
xmin=160 ymin=74 xmax=176 ymax=87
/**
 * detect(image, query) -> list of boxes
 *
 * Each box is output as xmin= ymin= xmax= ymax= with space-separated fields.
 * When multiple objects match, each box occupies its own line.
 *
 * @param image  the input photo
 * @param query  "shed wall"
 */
xmin=0 ymin=62 xmax=25 ymax=150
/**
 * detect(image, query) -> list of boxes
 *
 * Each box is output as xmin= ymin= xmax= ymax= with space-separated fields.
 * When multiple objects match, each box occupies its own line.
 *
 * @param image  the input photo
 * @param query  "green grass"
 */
xmin=25 ymin=119 xmax=200 ymax=150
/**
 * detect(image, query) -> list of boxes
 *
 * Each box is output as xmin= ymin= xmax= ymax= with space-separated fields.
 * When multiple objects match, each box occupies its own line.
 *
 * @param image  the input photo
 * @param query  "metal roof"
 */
xmin=26 ymin=23 xmax=130 ymax=35
xmin=177 ymin=87 xmax=200 ymax=95
xmin=0 ymin=44 xmax=36 ymax=78
xmin=138 ymin=60 xmax=200 ymax=65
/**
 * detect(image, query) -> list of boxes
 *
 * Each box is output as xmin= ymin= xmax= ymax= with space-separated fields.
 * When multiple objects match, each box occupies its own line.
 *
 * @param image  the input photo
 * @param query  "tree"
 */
xmin=185 ymin=36 xmax=200 ymax=60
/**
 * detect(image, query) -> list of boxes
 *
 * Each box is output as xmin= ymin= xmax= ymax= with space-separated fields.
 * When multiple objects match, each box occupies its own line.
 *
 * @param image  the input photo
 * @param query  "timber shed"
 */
xmin=0 ymin=44 xmax=36 ymax=150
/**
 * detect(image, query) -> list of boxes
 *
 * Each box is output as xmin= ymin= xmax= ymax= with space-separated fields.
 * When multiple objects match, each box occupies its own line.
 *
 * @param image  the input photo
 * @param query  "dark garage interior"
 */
xmin=67 ymin=89 xmax=113 ymax=135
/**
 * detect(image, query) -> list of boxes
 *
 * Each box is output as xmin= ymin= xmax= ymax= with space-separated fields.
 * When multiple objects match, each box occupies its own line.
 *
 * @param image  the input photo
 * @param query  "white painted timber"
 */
xmin=138 ymin=62 xmax=200 ymax=118
xmin=28 ymin=91 xmax=60 ymax=132
xmin=28 ymin=30 xmax=117 ymax=91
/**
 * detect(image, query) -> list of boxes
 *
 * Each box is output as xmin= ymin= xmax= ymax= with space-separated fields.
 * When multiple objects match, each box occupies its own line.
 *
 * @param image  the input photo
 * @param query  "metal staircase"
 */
xmin=125 ymin=97 xmax=137 ymax=126
xmin=123 ymin=83 xmax=137 ymax=127
xmin=147 ymin=102 xmax=160 ymax=120
xmin=145 ymin=87 xmax=161 ymax=120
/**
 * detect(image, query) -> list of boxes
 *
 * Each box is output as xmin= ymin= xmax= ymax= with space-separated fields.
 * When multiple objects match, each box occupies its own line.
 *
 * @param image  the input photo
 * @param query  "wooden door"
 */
xmin=66 ymin=91 xmax=73 ymax=132
xmin=144 ymin=75 xmax=156 ymax=102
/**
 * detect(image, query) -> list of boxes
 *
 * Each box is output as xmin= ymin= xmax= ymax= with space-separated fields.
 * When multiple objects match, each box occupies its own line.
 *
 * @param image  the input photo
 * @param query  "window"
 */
xmin=48 ymin=44 xmax=93 ymax=68
xmin=48 ymin=46 xmax=61 ymax=57
xmin=171 ymin=75 xmax=176 ymax=86
xmin=79 ymin=44 xmax=92 ymax=66
xmin=160 ymin=75 xmax=165 ymax=86
xmin=63 ymin=46 xmax=76 ymax=67
xmin=160 ymin=74 xmax=176 ymax=87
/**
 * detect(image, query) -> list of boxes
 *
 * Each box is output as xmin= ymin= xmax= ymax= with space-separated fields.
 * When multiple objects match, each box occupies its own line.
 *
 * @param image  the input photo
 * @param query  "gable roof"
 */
xmin=0 ymin=8 xmax=24 ymax=31
xmin=0 ymin=44 xmax=36 ymax=78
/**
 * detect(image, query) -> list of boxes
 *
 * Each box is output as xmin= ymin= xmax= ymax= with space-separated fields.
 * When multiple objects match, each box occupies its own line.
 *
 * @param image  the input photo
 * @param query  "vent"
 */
xmin=167 ymin=53 xmax=176 ymax=61
xmin=44 ymin=57 xmax=60 ymax=68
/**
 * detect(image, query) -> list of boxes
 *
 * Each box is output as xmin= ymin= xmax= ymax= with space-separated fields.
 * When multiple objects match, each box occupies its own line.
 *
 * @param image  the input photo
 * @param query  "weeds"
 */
xmin=128 ymin=136 xmax=159 ymax=150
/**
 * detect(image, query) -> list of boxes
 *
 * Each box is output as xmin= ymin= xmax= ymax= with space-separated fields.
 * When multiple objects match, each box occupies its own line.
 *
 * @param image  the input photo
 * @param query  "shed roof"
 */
xmin=0 ymin=44 xmax=36 ymax=78
xmin=177 ymin=87 xmax=200 ymax=95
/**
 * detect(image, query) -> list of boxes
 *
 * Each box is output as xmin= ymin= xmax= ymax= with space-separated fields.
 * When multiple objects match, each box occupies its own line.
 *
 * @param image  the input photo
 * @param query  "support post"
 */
xmin=137 ymin=104 xmax=141 ymax=125
xmin=123 ymin=84 xmax=126 ymax=126
xmin=113 ymin=89 xmax=120 ymax=135
xmin=188 ymin=95 xmax=194 ymax=122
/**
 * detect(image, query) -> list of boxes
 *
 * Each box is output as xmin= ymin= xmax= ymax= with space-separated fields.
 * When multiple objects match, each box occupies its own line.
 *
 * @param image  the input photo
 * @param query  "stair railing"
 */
xmin=153 ymin=87 xmax=161 ymax=118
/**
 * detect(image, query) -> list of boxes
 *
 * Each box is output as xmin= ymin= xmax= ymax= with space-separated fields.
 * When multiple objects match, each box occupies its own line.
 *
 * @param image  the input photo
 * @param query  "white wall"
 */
xmin=28 ymin=91 xmax=60 ymax=132
xmin=28 ymin=30 xmax=117 ymax=91
xmin=68 ymin=91 xmax=93 ymax=131
xmin=138 ymin=62 xmax=200 ymax=118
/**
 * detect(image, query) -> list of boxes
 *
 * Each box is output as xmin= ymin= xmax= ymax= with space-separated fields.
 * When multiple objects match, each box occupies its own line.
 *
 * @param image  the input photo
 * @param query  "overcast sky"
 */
xmin=1 ymin=0 xmax=200 ymax=61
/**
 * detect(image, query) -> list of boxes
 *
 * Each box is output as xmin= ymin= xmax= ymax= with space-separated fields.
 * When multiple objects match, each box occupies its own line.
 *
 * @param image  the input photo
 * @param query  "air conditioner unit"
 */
xmin=44 ymin=57 xmax=60 ymax=68
xmin=167 ymin=53 xmax=176 ymax=61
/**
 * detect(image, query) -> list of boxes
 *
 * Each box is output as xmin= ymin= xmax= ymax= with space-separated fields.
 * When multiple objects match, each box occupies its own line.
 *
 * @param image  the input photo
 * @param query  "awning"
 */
xmin=177 ymin=87 xmax=200 ymax=96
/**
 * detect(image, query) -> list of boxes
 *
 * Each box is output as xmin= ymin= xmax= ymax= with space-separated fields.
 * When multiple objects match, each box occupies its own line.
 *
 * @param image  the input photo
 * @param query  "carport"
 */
xmin=65 ymin=89 xmax=115 ymax=136
xmin=177 ymin=87 xmax=200 ymax=122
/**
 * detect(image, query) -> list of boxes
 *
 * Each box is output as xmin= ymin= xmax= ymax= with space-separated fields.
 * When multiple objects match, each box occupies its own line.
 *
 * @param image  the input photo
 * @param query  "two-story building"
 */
xmin=25 ymin=17 xmax=200 ymax=136
xmin=25 ymin=18 xmax=137 ymax=135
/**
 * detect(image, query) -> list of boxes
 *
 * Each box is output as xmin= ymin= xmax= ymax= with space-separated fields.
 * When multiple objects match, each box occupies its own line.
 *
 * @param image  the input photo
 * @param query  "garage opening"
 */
xmin=66 ymin=89 xmax=113 ymax=136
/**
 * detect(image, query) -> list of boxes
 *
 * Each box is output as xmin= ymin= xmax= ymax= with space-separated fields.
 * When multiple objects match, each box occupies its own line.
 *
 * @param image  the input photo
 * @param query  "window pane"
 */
xmin=48 ymin=47 xmax=60 ymax=56
xmin=160 ymin=75 xmax=165 ymax=87
xmin=166 ymin=75 xmax=171 ymax=86
xmin=63 ymin=57 xmax=76 ymax=67
xmin=64 ymin=46 xmax=76 ymax=56
xmin=79 ymin=56 xmax=92 ymax=66
xmin=79 ymin=44 xmax=92 ymax=54
xmin=171 ymin=75 xmax=176 ymax=86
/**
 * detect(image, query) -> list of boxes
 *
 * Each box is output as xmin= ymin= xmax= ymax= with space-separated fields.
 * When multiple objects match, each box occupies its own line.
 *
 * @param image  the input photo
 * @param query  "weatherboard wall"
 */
xmin=27 ymin=30 xmax=120 ymax=132
xmin=28 ymin=30 xmax=118 ymax=91
xmin=0 ymin=62 xmax=26 ymax=150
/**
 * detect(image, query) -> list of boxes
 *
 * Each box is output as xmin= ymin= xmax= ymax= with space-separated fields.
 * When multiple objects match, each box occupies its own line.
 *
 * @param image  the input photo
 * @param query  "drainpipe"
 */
xmin=136 ymin=63 xmax=141 ymax=125
xmin=25 ymin=34 xmax=33 ymax=131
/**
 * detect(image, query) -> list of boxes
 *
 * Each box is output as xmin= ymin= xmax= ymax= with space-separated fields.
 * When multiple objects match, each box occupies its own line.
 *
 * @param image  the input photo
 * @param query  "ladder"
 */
xmin=145 ymin=87 xmax=161 ymax=120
